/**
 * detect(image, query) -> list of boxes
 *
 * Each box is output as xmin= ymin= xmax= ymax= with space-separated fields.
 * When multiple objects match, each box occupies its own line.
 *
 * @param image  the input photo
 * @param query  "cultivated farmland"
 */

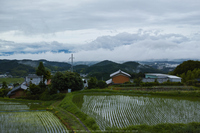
xmin=80 ymin=95 xmax=200 ymax=130
xmin=0 ymin=100 xmax=69 ymax=133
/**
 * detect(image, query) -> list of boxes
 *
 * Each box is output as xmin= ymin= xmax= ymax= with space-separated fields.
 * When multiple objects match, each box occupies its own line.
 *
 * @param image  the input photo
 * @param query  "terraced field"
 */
xmin=80 ymin=95 xmax=200 ymax=130
xmin=0 ymin=100 xmax=68 ymax=133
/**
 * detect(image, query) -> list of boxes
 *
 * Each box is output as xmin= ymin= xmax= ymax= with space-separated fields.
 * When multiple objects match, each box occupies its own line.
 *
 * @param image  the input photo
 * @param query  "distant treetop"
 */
xmin=172 ymin=60 xmax=200 ymax=75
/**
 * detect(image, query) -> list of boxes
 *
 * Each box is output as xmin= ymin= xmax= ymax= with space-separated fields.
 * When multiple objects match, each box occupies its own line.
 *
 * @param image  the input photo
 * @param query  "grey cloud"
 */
xmin=0 ymin=39 xmax=73 ymax=54
xmin=1 ymin=0 xmax=200 ymax=34
xmin=82 ymin=30 xmax=190 ymax=50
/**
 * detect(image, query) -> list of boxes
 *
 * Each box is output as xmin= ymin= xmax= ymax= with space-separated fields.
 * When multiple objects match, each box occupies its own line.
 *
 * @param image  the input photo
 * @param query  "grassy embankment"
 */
xmin=59 ymin=92 xmax=100 ymax=132
xmin=49 ymin=101 xmax=87 ymax=132
xmin=106 ymin=122 xmax=200 ymax=133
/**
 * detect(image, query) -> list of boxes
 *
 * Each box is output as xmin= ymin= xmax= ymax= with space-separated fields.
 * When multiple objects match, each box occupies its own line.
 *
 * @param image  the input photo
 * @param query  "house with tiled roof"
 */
xmin=7 ymin=82 xmax=28 ymax=98
xmin=7 ymin=74 xmax=45 ymax=98
xmin=106 ymin=70 xmax=131 ymax=85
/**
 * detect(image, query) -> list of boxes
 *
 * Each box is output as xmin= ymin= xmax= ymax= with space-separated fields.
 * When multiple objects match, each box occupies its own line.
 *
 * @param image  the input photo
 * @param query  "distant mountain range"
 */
xmin=0 ymin=59 xmax=181 ymax=80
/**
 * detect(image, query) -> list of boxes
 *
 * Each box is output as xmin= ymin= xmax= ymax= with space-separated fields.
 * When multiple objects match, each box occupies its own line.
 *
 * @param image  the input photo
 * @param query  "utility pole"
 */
xmin=69 ymin=54 xmax=75 ymax=72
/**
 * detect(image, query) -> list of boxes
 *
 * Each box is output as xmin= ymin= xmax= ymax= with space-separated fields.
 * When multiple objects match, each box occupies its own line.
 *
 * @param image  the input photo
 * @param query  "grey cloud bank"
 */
xmin=0 ymin=0 xmax=200 ymax=61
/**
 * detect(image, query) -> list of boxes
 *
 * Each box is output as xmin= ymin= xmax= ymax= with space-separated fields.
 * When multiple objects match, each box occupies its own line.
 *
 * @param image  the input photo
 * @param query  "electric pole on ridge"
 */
xmin=69 ymin=54 xmax=75 ymax=72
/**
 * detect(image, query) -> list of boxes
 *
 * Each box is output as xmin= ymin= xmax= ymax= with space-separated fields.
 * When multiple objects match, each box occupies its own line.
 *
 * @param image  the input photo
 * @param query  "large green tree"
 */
xmin=36 ymin=62 xmax=51 ymax=81
xmin=88 ymin=77 xmax=98 ymax=89
xmin=36 ymin=62 xmax=46 ymax=76
xmin=51 ymin=72 xmax=83 ymax=92
xmin=2 ymin=81 xmax=8 ymax=89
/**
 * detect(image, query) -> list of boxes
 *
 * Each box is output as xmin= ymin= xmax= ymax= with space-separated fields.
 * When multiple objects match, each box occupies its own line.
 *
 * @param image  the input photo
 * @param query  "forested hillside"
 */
xmin=0 ymin=59 xmax=71 ymax=77
xmin=18 ymin=59 xmax=71 ymax=71
xmin=0 ymin=59 xmax=161 ymax=79
xmin=75 ymin=60 xmax=161 ymax=80
xmin=0 ymin=60 xmax=35 ymax=77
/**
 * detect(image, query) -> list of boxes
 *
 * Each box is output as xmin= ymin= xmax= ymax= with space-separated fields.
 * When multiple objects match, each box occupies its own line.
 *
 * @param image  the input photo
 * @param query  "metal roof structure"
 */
xmin=106 ymin=79 xmax=112 ymax=84
xmin=110 ymin=70 xmax=131 ymax=77
xmin=145 ymin=73 xmax=181 ymax=79
xmin=26 ymin=74 xmax=43 ymax=78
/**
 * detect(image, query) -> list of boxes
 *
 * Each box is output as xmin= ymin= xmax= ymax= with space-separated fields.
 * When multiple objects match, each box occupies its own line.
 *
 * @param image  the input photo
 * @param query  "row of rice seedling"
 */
xmin=0 ymin=111 xmax=46 ymax=133
xmin=0 ymin=111 xmax=69 ymax=133
xmin=0 ymin=101 xmax=21 ymax=104
xmin=38 ymin=111 xmax=68 ymax=133
xmin=0 ymin=100 xmax=44 ymax=111
xmin=0 ymin=104 xmax=30 ymax=111
xmin=81 ymin=95 xmax=200 ymax=130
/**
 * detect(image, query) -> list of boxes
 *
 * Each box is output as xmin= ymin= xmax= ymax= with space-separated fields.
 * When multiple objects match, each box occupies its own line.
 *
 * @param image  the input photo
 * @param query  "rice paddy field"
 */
xmin=0 ymin=100 xmax=69 ymax=133
xmin=79 ymin=95 xmax=200 ymax=130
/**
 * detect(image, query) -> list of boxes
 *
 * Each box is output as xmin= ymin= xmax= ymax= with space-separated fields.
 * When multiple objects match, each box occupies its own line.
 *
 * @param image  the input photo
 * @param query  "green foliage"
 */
xmin=2 ymin=81 xmax=8 ymax=89
xmin=97 ymin=80 xmax=108 ymax=89
xmin=0 ymin=88 xmax=11 ymax=97
xmin=51 ymin=71 xmax=83 ymax=92
xmin=40 ymin=90 xmax=66 ymax=101
xmin=72 ymin=94 xmax=84 ymax=109
xmin=36 ymin=62 xmax=51 ymax=81
xmin=36 ymin=62 xmax=46 ymax=76
xmin=0 ymin=60 xmax=35 ymax=77
xmin=172 ymin=60 xmax=200 ymax=75
xmin=88 ymin=77 xmax=108 ymax=89
xmin=85 ymin=117 xmax=99 ymax=130
xmin=133 ymin=77 xmax=142 ymax=86
xmin=45 ymin=70 xmax=52 ymax=80
xmin=29 ymin=84 xmax=45 ymax=95
xmin=48 ymin=84 xmax=57 ymax=95
xmin=181 ymin=68 xmax=200 ymax=83
xmin=140 ymin=82 xmax=155 ymax=87
xmin=88 ymin=77 xmax=98 ymax=89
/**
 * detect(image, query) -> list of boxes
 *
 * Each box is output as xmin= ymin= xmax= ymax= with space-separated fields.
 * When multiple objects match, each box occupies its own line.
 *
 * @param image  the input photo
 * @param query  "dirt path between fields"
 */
xmin=52 ymin=101 xmax=91 ymax=133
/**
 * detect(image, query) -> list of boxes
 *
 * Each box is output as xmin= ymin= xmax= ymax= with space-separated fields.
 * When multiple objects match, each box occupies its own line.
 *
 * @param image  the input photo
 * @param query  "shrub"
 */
xmin=85 ymin=117 xmax=100 ymax=130
xmin=97 ymin=80 xmax=108 ymax=89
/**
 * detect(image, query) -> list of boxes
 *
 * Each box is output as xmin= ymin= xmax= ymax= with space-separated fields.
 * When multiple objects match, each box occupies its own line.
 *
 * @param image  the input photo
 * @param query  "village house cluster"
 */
xmin=7 ymin=74 xmax=50 ymax=98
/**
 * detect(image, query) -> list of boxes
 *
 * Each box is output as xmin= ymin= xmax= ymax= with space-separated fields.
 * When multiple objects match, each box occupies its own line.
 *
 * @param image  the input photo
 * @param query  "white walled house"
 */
xmin=25 ymin=74 xmax=43 ymax=86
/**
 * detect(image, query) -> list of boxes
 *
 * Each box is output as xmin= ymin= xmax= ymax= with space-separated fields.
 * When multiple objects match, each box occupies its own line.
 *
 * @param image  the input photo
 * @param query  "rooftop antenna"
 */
xmin=69 ymin=54 xmax=75 ymax=72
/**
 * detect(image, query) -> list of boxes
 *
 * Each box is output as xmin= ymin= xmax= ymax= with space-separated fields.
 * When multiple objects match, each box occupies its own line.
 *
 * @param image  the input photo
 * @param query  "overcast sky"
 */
xmin=0 ymin=0 xmax=200 ymax=62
